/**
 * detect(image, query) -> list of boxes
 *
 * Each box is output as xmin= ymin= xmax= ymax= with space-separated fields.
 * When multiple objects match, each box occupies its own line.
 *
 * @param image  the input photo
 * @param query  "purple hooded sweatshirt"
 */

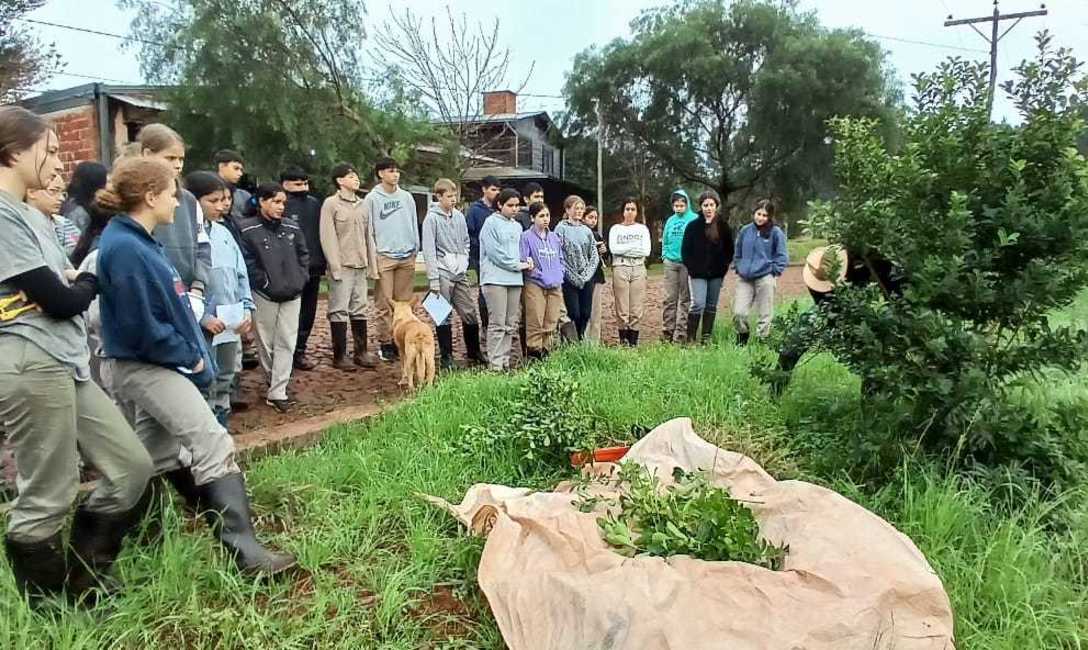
xmin=520 ymin=227 xmax=565 ymax=289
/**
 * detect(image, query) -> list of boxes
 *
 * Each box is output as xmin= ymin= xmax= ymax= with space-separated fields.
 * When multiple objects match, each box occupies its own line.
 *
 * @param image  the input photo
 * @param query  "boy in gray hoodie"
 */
xmin=364 ymin=157 xmax=420 ymax=361
xmin=421 ymin=179 xmax=484 ymax=369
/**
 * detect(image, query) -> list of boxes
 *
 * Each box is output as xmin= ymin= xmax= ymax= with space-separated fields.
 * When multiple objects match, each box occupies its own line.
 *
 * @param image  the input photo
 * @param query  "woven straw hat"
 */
xmin=802 ymin=245 xmax=848 ymax=293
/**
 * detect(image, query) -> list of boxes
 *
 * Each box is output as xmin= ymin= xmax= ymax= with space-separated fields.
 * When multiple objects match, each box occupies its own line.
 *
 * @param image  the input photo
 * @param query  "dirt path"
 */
xmin=231 ymin=265 xmax=810 ymax=435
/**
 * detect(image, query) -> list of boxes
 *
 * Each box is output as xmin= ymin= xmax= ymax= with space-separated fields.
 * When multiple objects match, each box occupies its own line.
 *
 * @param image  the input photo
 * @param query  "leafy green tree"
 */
xmin=791 ymin=34 xmax=1088 ymax=484
xmin=564 ymin=0 xmax=898 ymax=216
xmin=0 ymin=0 xmax=62 ymax=101
xmin=120 ymin=0 xmax=448 ymax=184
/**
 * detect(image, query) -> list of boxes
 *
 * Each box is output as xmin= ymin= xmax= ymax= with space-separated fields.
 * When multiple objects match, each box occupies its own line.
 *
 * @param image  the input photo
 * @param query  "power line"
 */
xmin=864 ymin=32 xmax=988 ymax=53
xmin=53 ymin=71 xmax=142 ymax=85
xmin=15 ymin=17 xmax=166 ymax=47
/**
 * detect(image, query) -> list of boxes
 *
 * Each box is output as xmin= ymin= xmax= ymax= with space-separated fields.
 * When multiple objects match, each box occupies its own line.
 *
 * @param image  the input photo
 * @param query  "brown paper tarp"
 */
xmin=427 ymin=417 xmax=956 ymax=650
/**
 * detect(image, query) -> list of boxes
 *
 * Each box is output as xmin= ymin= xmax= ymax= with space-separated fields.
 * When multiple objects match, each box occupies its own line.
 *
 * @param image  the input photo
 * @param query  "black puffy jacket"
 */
xmin=681 ymin=216 xmax=734 ymax=279
xmin=238 ymin=215 xmax=310 ymax=302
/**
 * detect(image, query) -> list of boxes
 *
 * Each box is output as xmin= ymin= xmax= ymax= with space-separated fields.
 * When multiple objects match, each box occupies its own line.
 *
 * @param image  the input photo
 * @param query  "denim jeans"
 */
xmin=688 ymin=276 xmax=724 ymax=316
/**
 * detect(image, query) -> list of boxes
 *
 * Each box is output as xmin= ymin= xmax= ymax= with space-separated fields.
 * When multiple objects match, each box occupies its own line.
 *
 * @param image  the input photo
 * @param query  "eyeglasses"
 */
xmin=44 ymin=189 xmax=66 ymax=199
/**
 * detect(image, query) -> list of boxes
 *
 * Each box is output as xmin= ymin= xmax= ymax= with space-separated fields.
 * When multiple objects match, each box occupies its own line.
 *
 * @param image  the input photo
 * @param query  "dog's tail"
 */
xmin=415 ymin=340 xmax=429 ymax=385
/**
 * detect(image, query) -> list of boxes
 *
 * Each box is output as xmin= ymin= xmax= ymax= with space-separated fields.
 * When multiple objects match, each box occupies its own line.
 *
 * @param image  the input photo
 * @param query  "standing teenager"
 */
xmin=184 ymin=172 xmax=254 ymax=429
xmin=582 ymin=205 xmax=608 ymax=343
xmin=554 ymin=195 xmax=599 ymax=339
xmin=479 ymin=188 xmax=533 ymax=371
xmin=238 ymin=184 xmax=309 ymax=413
xmin=62 ymin=161 xmax=108 ymax=233
xmin=519 ymin=202 xmax=564 ymax=359
xmin=214 ymin=149 xmax=251 ymax=227
xmin=661 ymin=189 xmax=698 ymax=342
xmin=137 ymin=124 xmax=212 ymax=298
xmin=733 ymin=199 xmax=788 ymax=344
xmin=320 ymin=163 xmax=378 ymax=371
xmin=422 ymin=178 xmax=483 ymax=369
xmin=515 ymin=183 xmax=543 ymax=356
xmin=466 ymin=175 xmax=500 ymax=338
xmin=681 ymin=190 xmax=734 ymax=344
xmin=281 ymin=167 xmax=325 ymax=371
xmin=364 ymin=157 xmax=419 ymax=362
xmin=26 ymin=173 xmax=80 ymax=257
xmin=97 ymin=157 xmax=295 ymax=576
xmin=0 ymin=107 xmax=152 ymax=603
xmin=609 ymin=198 xmax=652 ymax=346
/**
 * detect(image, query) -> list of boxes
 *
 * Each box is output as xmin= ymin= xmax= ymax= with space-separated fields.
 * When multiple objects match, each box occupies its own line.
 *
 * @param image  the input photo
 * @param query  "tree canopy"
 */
xmin=564 ymin=0 xmax=898 ymax=215
xmin=779 ymin=34 xmax=1088 ymax=485
xmin=0 ymin=0 xmax=62 ymax=102
xmin=121 ymin=0 xmax=448 ymax=185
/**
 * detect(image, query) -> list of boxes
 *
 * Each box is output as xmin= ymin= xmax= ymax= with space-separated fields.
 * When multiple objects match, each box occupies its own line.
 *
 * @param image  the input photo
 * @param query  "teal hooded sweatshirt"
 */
xmin=661 ymin=189 xmax=698 ymax=263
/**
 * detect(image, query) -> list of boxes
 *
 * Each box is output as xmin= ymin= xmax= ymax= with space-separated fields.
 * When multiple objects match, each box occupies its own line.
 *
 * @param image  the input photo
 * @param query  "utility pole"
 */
xmin=944 ymin=1 xmax=1048 ymax=118
xmin=595 ymin=100 xmax=604 ymax=236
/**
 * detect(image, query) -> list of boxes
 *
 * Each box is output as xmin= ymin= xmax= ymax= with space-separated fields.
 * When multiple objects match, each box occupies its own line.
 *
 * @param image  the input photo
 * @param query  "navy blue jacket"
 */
xmin=465 ymin=198 xmax=494 ymax=271
xmin=98 ymin=215 xmax=214 ymax=387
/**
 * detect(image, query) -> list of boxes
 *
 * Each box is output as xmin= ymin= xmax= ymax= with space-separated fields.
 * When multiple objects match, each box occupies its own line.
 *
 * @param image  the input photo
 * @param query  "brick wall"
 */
xmin=483 ymin=90 xmax=517 ymax=116
xmin=48 ymin=106 xmax=100 ymax=177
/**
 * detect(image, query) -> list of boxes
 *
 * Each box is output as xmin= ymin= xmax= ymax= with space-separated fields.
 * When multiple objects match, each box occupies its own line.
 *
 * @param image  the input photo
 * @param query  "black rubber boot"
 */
xmin=350 ymin=319 xmax=378 ymax=368
xmin=737 ymin=331 xmax=750 ymax=347
xmin=630 ymin=330 xmax=640 ymax=347
xmin=4 ymin=533 xmax=67 ymax=602
xmin=685 ymin=315 xmax=701 ymax=345
xmin=559 ymin=320 xmax=578 ymax=344
xmin=436 ymin=324 xmax=454 ymax=371
xmin=463 ymin=323 xmax=485 ymax=365
xmin=66 ymin=489 xmax=152 ymax=602
xmin=135 ymin=469 xmax=203 ymax=546
xmin=330 ymin=321 xmax=356 ymax=372
xmin=197 ymin=473 xmax=297 ymax=576
xmin=700 ymin=312 xmax=717 ymax=344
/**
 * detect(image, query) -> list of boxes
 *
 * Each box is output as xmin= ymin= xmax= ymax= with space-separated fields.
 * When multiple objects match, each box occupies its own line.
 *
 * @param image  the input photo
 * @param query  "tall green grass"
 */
xmin=1 ymin=337 xmax=1085 ymax=648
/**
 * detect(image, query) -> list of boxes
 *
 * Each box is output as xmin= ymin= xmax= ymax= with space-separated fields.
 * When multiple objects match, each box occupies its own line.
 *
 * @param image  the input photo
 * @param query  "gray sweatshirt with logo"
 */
xmin=421 ymin=203 xmax=470 ymax=285
xmin=364 ymin=185 xmax=419 ymax=260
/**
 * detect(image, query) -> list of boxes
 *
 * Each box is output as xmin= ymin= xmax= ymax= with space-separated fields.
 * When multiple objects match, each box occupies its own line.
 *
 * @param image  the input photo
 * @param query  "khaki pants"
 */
xmin=438 ymin=275 xmax=477 ymax=326
xmin=376 ymin=255 xmax=417 ymax=342
xmin=733 ymin=275 xmax=777 ymax=337
xmin=0 ymin=338 xmax=152 ymax=541
xmin=107 ymin=359 xmax=238 ymax=486
xmin=327 ymin=266 xmax=370 ymax=323
xmin=522 ymin=283 xmax=562 ymax=351
xmin=612 ymin=264 xmax=648 ymax=330
xmin=482 ymin=284 xmax=522 ymax=371
xmin=586 ymin=283 xmax=604 ymax=342
xmin=662 ymin=260 xmax=691 ymax=340
xmin=206 ymin=340 xmax=240 ymax=418
xmin=253 ymin=294 xmax=301 ymax=401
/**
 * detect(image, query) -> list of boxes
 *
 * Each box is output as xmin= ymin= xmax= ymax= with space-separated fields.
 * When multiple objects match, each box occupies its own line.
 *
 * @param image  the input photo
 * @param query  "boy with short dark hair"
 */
xmin=422 ymin=178 xmax=484 ymax=369
xmin=320 ymin=163 xmax=379 ymax=370
xmin=214 ymin=149 xmax=250 ymax=225
xmin=466 ymin=176 xmax=500 ymax=347
xmin=363 ymin=157 xmax=419 ymax=361
xmin=281 ymin=166 xmax=325 ymax=371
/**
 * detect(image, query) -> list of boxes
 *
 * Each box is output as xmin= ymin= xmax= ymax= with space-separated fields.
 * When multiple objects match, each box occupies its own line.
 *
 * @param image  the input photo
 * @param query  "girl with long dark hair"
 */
xmin=681 ymin=190 xmax=734 ymax=344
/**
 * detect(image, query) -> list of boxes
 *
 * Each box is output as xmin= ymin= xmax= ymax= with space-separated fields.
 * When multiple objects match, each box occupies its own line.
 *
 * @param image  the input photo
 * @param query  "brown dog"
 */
xmin=391 ymin=298 xmax=436 ymax=390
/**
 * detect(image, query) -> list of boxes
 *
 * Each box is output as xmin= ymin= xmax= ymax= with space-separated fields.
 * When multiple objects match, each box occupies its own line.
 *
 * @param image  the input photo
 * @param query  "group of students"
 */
xmin=0 ymin=106 xmax=302 ymax=607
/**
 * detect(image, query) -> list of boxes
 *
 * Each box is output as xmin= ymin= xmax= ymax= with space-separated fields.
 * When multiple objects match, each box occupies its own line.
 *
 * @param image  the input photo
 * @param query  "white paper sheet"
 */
xmin=422 ymin=291 xmax=453 ymax=325
xmin=212 ymin=302 xmax=246 ymax=346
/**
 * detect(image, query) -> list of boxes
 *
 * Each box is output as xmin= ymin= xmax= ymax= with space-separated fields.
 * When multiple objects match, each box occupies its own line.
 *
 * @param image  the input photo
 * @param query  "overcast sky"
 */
xmin=24 ymin=0 xmax=1088 ymax=122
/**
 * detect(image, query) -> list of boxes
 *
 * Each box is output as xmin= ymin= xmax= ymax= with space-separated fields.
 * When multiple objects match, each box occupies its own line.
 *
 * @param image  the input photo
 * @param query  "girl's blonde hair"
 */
xmin=563 ymin=195 xmax=585 ymax=211
xmin=94 ymin=157 xmax=175 ymax=215
xmin=136 ymin=123 xmax=185 ymax=154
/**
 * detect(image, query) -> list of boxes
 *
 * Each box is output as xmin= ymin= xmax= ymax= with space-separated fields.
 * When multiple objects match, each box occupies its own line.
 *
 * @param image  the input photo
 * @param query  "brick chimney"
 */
xmin=482 ymin=90 xmax=517 ymax=116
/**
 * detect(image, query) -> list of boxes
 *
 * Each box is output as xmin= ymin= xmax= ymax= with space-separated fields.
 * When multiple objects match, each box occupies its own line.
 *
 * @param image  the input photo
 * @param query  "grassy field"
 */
xmin=2 ymin=303 xmax=1086 ymax=648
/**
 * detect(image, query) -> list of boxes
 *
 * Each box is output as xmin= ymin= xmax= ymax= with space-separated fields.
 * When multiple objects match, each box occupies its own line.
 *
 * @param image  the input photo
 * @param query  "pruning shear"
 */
xmin=0 ymin=291 xmax=38 ymax=322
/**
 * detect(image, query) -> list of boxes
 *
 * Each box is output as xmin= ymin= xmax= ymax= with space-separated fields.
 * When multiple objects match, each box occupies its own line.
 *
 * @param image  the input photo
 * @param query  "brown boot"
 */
xmin=330 ymin=321 xmax=356 ymax=371
xmin=351 ymin=319 xmax=379 ymax=368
